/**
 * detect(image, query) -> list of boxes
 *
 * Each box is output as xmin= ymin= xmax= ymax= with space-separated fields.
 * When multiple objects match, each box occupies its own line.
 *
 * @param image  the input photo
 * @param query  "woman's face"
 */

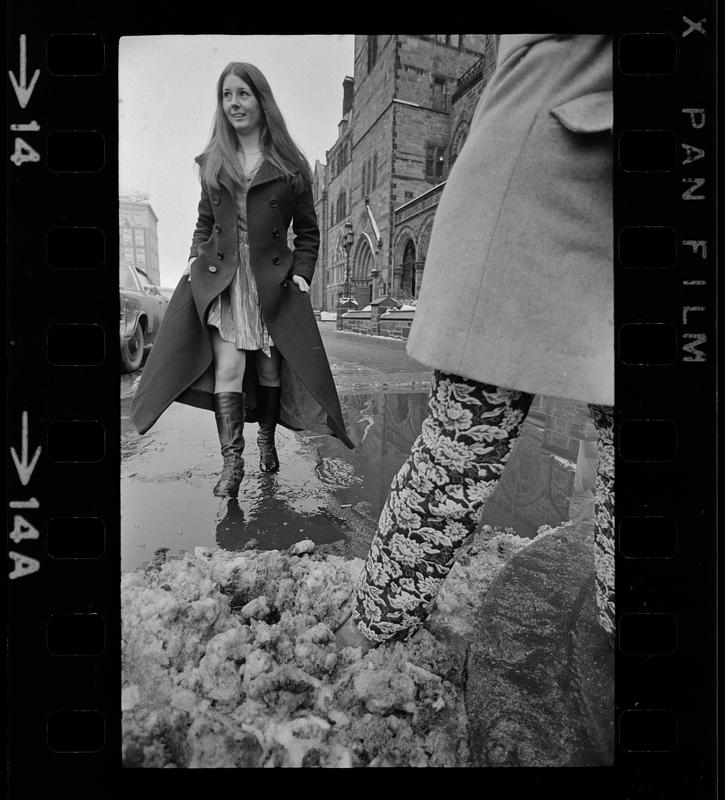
xmin=222 ymin=74 xmax=262 ymax=139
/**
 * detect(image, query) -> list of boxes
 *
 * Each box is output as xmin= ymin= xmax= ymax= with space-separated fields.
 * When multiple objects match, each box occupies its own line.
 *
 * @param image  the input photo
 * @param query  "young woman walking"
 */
xmin=131 ymin=62 xmax=353 ymax=496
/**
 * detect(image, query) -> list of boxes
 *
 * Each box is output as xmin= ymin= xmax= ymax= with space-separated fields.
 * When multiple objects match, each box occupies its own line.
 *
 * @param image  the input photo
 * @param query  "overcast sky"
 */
xmin=119 ymin=35 xmax=355 ymax=287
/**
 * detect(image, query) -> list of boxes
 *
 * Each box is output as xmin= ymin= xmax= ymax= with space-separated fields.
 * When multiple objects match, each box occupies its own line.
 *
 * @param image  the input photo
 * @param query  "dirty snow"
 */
xmin=122 ymin=527 xmax=538 ymax=768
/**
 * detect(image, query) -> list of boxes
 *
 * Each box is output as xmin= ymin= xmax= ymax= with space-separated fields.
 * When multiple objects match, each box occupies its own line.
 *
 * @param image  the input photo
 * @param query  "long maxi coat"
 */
xmin=406 ymin=34 xmax=614 ymax=406
xmin=131 ymin=157 xmax=354 ymax=449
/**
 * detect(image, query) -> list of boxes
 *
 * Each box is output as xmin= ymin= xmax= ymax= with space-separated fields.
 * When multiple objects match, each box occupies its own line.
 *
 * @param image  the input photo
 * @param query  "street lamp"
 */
xmin=344 ymin=219 xmax=354 ymax=306
xmin=337 ymin=220 xmax=355 ymax=330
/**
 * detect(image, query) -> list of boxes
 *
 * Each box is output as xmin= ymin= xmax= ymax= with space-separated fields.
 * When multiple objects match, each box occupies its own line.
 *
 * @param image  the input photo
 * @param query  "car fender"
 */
xmin=120 ymin=310 xmax=144 ymax=344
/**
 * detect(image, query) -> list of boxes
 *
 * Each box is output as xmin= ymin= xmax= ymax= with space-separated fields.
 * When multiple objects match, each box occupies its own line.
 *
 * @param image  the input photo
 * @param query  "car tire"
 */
xmin=121 ymin=324 xmax=145 ymax=373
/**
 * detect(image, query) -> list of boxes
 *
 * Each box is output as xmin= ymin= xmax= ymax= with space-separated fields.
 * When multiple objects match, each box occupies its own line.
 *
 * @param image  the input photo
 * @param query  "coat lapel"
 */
xmin=248 ymin=158 xmax=286 ymax=191
xmin=219 ymin=169 xmax=236 ymax=199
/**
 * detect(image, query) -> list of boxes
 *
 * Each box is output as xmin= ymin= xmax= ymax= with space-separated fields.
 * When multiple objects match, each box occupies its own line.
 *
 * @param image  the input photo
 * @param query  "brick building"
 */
xmin=391 ymin=37 xmax=498 ymax=302
xmin=319 ymin=34 xmax=498 ymax=312
xmin=310 ymin=159 xmax=328 ymax=311
xmin=119 ymin=190 xmax=161 ymax=286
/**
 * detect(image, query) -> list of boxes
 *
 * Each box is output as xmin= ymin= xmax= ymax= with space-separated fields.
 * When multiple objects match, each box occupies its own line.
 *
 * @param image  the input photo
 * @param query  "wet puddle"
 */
xmin=122 ymin=387 xmax=591 ymax=571
xmin=121 ymin=390 xmax=430 ymax=570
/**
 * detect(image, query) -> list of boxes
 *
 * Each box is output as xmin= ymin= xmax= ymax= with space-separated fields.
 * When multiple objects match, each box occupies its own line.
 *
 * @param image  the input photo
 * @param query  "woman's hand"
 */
xmin=291 ymin=274 xmax=310 ymax=293
xmin=183 ymin=257 xmax=195 ymax=283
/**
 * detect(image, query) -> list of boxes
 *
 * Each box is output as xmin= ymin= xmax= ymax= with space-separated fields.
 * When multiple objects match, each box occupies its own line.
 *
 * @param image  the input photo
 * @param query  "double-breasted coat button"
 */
xmin=208 ymin=265 xmax=217 ymax=273
xmin=272 ymin=256 xmax=280 ymax=265
xmin=212 ymin=195 xmax=221 ymax=205
xmin=216 ymin=250 xmax=224 ymax=260
xmin=213 ymin=223 xmax=222 ymax=232
xmin=272 ymin=228 xmax=280 ymax=238
xmin=269 ymin=198 xmax=278 ymax=208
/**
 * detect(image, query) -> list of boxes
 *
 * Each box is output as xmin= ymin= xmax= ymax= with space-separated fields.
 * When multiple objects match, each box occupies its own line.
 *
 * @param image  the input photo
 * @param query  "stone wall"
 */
xmin=339 ymin=308 xmax=416 ymax=339
xmin=392 ymin=36 xmax=489 ymax=207
xmin=379 ymin=310 xmax=415 ymax=339
xmin=339 ymin=310 xmax=372 ymax=335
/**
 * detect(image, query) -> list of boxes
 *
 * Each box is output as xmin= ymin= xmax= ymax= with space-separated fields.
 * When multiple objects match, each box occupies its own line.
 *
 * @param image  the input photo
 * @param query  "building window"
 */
xmin=432 ymin=77 xmax=446 ymax=110
xmin=450 ymin=34 xmax=460 ymax=48
xmin=459 ymin=35 xmax=465 ymax=49
xmin=450 ymin=121 xmax=470 ymax=168
xmin=367 ymin=35 xmax=378 ymax=72
xmin=362 ymin=162 xmax=367 ymax=199
xmin=425 ymin=142 xmax=446 ymax=181
xmin=372 ymin=152 xmax=378 ymax=190
xmin=434 ymin=146 xmax=446 ymax=179
xmin=336 ymin=191 xmax=347 ymax=221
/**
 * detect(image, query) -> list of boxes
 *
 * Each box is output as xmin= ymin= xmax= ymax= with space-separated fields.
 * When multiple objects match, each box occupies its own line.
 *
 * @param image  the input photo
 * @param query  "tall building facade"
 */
xmin=119 ymin=190 xmax=161 ymax=286
xmin=391 ymin=38 xmax=498 ymax=301
xmin=310 ymin=160 xmax=328 ymax=311
xmin=319 ymin=34 xmax=498 ymax=311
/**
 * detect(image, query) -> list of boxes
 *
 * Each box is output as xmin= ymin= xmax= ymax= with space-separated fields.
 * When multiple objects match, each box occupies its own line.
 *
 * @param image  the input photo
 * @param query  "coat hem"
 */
xmin=405 ymin=342 xmax=614 ymax=407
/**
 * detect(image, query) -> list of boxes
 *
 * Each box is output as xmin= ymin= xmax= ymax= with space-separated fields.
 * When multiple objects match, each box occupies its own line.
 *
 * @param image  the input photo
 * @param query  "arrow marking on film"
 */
xmin=10 ymin=411 xmax=41 ymax=486
xmin=9 ymin=34 xmax=40 ymax=109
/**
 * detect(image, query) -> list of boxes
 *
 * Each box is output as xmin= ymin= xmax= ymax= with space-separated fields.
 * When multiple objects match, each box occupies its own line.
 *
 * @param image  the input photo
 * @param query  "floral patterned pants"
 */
xmin=353 ymin=371 xmax=615 ymax=643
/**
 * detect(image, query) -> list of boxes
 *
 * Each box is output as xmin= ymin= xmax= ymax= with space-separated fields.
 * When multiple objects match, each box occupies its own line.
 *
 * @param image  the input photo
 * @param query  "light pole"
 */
xmin=343 ymin=219 xmax=354 ymax=319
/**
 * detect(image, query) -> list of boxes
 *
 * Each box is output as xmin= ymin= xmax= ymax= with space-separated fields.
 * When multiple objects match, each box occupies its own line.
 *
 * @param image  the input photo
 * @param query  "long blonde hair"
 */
xmin=198 ymin=62 xmax=311 ymax=191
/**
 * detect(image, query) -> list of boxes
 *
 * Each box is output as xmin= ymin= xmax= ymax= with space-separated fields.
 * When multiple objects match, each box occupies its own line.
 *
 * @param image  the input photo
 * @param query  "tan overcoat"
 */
xmin=406 ymin=34 xmax=613 ymax=405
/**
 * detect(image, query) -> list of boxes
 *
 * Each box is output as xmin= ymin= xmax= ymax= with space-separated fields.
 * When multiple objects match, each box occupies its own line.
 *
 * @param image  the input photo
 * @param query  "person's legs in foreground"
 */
xmin=210 ymin=328 xmax=247 ymax=497
xmin=255 ymin=347 xmax=282 ymax=473
xmin=338 ymin=371 xmax=615 ymax=648
xmin=349 ymin=370 xmax=534 ymax=644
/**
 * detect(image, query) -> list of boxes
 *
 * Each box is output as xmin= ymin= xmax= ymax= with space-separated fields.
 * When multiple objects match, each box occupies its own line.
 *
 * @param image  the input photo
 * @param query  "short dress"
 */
xmin=206 ymin=161 xmax=274 ymax=358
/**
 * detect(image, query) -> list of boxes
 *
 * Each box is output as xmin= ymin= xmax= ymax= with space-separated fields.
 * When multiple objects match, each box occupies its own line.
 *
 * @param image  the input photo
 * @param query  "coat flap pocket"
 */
xmin=550 ymin=90 xmax=612 ymax=133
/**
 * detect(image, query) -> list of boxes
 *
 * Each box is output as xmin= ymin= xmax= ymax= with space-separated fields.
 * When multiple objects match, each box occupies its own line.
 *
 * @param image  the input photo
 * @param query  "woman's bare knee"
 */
xmin=210 ymin=330 xmax=246 ymax=390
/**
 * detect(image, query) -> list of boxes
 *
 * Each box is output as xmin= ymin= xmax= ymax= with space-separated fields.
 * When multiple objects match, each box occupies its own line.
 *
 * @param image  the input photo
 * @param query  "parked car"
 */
xmin=120 ymin=264 xmax=169 ymax=372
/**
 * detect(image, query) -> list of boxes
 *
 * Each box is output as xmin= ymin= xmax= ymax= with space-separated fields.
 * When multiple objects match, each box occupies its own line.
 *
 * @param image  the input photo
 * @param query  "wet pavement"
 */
xmin=121 ymin=324 xmax=433 ymax=570
xmin=122 ymin=322 xmax=592 ymax=571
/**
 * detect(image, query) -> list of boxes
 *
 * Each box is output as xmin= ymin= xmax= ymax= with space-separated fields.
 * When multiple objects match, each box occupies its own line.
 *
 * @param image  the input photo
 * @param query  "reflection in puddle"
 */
xmin=215 ymin=495 xmax=344 ymax=552
xmin=310 ymin=388 xmax=431 ymax=511
xmin=121 ymin=386 xmax=593 ymax=571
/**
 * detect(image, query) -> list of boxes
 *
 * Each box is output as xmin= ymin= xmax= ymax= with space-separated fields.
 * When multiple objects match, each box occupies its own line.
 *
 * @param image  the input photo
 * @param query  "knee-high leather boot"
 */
xmin=212 ymin=392 xmax=246 ymax=497
xmin=256 ymin=385 xmax=280 ymax=473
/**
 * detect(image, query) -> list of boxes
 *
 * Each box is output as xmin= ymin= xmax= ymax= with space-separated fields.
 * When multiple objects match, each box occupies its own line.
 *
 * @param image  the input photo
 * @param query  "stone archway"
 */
xmin=450 ymin=119 xmax=470 ymax=167
xmin=353 ymin=237 xmax=375 ymax=305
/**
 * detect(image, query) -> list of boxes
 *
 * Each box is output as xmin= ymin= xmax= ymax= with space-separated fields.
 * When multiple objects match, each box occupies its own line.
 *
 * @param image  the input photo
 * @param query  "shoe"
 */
xmin=256 ymin=385 xmax=280 ymax=473
xmin=212 ymin=392 xmax=246 ymax=497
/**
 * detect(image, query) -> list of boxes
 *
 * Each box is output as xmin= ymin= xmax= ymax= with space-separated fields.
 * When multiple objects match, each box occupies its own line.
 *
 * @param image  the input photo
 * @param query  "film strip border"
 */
xmin=6 ymin=29 xmax=119 ymax=775
xmin=614 ymin=7 xmax=716 ymax=788
xmin=5 ymin=9 xmax=716 ymax=792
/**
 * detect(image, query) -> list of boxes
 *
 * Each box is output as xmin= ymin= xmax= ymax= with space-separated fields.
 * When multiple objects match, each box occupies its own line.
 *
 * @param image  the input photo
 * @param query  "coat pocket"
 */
xmin=550 ymin=90 xmax=612 ymax=133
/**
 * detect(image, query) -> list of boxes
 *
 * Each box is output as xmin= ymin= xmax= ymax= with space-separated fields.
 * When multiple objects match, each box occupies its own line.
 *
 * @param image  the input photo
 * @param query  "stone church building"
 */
xmin=311 ymin=34 xmax=499 ymax=312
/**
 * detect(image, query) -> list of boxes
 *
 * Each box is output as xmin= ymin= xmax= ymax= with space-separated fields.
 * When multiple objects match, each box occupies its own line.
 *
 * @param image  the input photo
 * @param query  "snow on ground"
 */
xmin=122 ymin=526 xmax=538 ymax=767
